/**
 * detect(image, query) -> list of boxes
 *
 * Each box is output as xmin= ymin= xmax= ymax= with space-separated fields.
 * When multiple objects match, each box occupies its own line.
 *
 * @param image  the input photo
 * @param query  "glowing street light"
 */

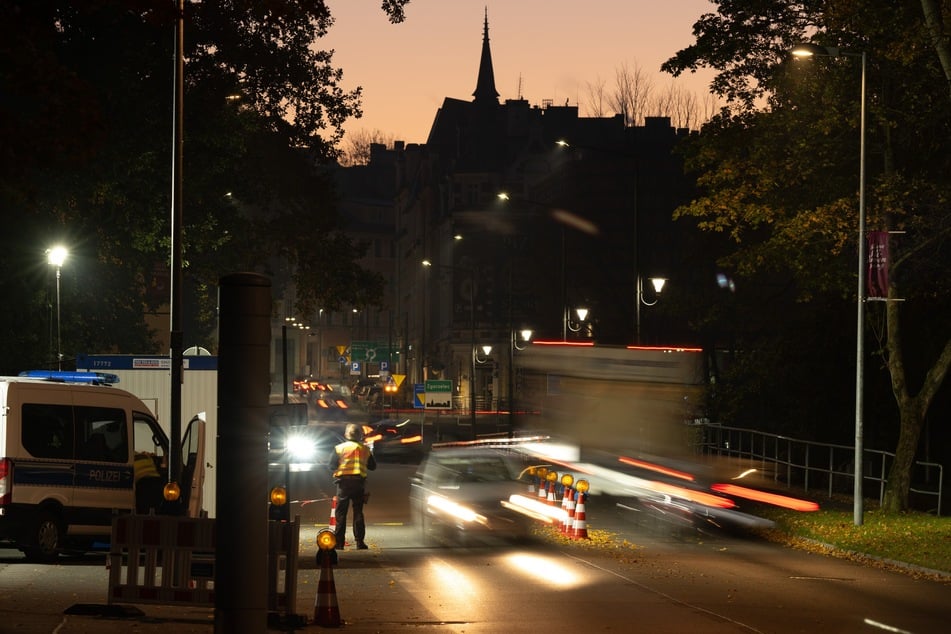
xmin=46 ymin=246 xmax=68 ymax=370
xmin=635 ymin=275 xmax=667 ymax=344
xmin=508 ymin=328 xmax=533 ymax=435
xmin=791 ymin=42 xmax=867 ymax=526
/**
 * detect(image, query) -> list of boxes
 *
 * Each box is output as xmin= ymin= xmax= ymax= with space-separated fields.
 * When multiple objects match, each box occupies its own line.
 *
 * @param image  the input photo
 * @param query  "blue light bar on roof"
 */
xmin=19 ymin=370 xmax=120 ymax=385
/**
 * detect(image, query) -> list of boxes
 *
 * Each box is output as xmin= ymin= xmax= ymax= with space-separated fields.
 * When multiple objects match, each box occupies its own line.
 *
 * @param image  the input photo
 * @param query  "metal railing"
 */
xmin=690 ymin=423 xmax=944 ymax=516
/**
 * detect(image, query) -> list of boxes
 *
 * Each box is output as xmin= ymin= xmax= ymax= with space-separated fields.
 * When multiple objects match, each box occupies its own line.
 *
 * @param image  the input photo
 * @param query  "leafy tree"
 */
xmin=0 ymin=0 xmax=408 ymax=370
xmin=663 ymin=0 xmax=951 ymax=513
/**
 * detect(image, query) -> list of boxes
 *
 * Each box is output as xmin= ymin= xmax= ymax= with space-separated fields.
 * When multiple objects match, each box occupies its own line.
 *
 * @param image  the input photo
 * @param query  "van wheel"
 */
xmin=24 ymin=512 xmax=63 ymax=563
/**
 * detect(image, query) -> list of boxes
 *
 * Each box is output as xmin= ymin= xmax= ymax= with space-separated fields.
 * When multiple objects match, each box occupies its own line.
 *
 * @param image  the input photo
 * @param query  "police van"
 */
xmin=0 ymin=371 xmax=199 ymax=561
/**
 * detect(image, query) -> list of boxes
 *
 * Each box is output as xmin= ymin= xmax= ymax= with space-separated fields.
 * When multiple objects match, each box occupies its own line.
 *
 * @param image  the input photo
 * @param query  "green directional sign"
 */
xmin=424 ymin=380 xmax=453 ymax=410
xmin=351 ymin=340 xmax=397 ymax=363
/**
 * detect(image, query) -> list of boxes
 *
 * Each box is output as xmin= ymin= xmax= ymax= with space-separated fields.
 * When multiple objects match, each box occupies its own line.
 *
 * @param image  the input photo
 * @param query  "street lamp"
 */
xmin=422 ymin=259 xmax=479 ymax=436
xmin=791 ymin=42 xmax=867 ymax=526
xmin=497 ymin=192 xmax=593 ymax=342
xmin=46 ymin=246 xmax=68 ymax=370
xmin=508 ymin=328 xmax=532 ymax=435
xmin=566 ymin=306 xmax=589 ymax=337
xmin=635 ymin=275 xmax=667 ymax=344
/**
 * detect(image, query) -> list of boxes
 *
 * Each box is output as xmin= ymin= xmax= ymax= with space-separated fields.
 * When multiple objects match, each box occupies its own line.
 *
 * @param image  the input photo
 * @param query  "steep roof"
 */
xmin=472 ymin=9 xmax=499 ymax=104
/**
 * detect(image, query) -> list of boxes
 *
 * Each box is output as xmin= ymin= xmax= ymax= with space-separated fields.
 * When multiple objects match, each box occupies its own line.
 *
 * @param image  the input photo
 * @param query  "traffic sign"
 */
xmin=424 ymin=380 xmax=453 ymax=410
xmin=413 ymin=383 xmax=425 ymax=409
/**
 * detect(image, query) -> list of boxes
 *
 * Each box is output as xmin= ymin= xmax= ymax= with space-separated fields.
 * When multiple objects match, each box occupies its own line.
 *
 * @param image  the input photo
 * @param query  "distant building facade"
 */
xmin=326 ymin=13 xmax=700 ymax=412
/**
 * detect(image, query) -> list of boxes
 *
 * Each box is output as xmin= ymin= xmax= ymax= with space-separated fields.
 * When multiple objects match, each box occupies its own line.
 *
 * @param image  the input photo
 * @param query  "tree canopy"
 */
xmin=0 ymin=0 xmax=410 ymax=372
xmin=664 ymin=0 xmax=951 ymax=512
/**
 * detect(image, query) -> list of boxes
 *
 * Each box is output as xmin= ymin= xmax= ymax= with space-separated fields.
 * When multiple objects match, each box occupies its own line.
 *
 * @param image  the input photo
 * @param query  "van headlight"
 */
xmin=286 ymin=433 xmax=318 ymax=463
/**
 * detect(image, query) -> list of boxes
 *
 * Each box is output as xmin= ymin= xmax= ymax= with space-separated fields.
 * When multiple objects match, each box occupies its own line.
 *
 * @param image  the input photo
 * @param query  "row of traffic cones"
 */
xmin=529 ymin=471 xmax=588 ymax=539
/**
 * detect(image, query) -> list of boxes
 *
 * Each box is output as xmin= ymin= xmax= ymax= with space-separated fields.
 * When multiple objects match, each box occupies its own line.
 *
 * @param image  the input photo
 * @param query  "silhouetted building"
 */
xmin=392 ymin=14 xmax=699 ymax=410
xmin=343 ymin=12 xmax=699 ymax=412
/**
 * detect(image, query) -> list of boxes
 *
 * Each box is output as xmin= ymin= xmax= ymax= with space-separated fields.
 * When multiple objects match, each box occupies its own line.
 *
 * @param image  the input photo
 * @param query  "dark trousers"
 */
xmin=136 ymin=477 xmax=164 ymax=514
xmin=334 ymin=476 xmax=367 ymax=545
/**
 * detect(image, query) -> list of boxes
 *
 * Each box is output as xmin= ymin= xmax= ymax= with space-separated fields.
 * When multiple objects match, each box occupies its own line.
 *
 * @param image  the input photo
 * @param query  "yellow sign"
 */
xmin=336 ymin=345 xmax=347 ymax=356
xmin=393 ymin=374 xmax=406 ymax=387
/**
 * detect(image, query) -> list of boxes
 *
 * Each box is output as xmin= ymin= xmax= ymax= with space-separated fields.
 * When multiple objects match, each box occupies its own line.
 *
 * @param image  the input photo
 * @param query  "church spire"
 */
xmin=472 ymin=8 xmax=499 ymax=104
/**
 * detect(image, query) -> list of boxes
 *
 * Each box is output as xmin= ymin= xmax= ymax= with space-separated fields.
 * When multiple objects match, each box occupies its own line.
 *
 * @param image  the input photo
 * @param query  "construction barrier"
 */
xmin=107 ymin=515 xmax=300 ymax=610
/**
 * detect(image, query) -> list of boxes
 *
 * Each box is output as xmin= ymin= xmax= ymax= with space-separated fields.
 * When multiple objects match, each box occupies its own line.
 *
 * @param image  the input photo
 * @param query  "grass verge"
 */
xmin=752 ymin=501 xmax=951 ymax=579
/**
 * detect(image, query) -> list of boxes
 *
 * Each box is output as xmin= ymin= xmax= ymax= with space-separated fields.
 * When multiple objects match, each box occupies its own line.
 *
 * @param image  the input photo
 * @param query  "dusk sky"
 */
xmin=324 ymin=0 xmax=718 ymax=145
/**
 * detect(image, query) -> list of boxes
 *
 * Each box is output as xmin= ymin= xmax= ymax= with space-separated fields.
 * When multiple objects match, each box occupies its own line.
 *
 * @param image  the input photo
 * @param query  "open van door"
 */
xmin=181 ymin=413 xmax=206 ymax=518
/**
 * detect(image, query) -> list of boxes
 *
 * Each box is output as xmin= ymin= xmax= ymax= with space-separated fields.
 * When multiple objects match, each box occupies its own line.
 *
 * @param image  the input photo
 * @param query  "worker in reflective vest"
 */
xmin=329 ymin=423 xmax=377 ymax=549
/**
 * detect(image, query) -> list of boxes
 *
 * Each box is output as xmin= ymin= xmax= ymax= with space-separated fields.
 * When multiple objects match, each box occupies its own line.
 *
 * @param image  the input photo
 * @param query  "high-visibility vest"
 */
xmin=333 ymin=440 xmax=371 ymax=478
xmin=134 ymin=454 xmax=160 ymax=481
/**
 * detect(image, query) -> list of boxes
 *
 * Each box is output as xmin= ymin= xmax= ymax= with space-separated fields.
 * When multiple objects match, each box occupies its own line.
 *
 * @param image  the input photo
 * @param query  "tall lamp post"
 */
xmin=423 ymin=259 xmax=478 ymax=437
xmin=508 ymin=328 xmax=532 ymax=436
xmin=791 ymin=43 xmax=867 ymax=526
xmin=46 ymin=246 xmax=68 ymax=370
xmin=635 ymin=275 xmax=667 ymax=345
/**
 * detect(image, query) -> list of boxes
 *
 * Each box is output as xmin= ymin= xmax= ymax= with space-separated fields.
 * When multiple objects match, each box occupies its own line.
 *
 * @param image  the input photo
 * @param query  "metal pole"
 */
xmin=508 ymin=331 xmax=515 ymax=436
xmin=55 ymin=266 xmax=62 ymax=370
xmin=169 ymin=0 xmax=185 ymax=488
xmin=635 ymin=275 xmax=642 ymax=345
xmin=469 ymin=278 xmax=476 ymax=438
xmin=54 ymin=267 xmax=62 ymax=369
xmin=561 ymin=226 xmax=567 ymax=340
xmin=853 ymin=51 xmax=867 ymax=526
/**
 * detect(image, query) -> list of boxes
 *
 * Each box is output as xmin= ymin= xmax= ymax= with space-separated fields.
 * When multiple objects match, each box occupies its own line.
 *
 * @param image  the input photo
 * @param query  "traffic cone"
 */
xmin=328 ymin=496 xmax=337 ymax=531
xmin=572 ymin=492 xmax=589 ymax=539
xmin=562 ymin=488 xmax=575 ymax=535
xmin=547 ymin=480 xmax=557 ymax=506
xmin=559 ymin=487 xmax=570 ymax=534
xmin=537 ymin=479 xmax=547 ymax=504
xmin=313 ymin=556 xmax=341 ymax=627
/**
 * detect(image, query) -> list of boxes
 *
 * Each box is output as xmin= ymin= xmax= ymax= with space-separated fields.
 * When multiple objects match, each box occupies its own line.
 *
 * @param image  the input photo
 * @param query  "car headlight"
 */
xmin=426 ymin=494 xmax=488 ymax=525
xmin=286 ymin=433 xmax=318 ymax=462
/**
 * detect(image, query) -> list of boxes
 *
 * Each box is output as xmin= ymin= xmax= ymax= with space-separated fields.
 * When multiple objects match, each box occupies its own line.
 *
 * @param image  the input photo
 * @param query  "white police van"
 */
xmin=0 ymin=371 xmax=193 ymax=561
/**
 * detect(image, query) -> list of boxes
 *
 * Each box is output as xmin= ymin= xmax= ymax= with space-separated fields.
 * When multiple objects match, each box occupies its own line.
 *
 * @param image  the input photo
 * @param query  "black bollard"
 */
xmin=215 ymin=273 xmax=271 ymax=633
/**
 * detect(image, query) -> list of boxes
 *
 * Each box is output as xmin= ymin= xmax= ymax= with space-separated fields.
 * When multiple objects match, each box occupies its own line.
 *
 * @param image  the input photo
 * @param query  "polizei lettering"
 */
xmin=89 ymin=469 xmax=121 ymax=482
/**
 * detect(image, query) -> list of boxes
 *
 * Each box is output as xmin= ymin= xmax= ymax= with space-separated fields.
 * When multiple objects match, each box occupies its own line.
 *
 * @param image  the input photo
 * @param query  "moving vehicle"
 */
xmin=409 ymin=446 xmax=535 ymax=546
xmin=365 ymin=419 xmax=423 ymax=463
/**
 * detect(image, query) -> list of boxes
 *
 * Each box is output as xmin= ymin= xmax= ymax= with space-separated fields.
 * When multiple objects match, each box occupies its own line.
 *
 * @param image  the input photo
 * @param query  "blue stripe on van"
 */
xmin=13 ymin=461 xmax=134 ymax=491
xmin=13 ymin=461 xmax=74 ymax=487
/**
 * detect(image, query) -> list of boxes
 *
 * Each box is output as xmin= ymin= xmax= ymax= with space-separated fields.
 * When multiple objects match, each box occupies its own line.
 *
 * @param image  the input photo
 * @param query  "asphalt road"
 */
xmin=1 ymin=457 xmax=948 ymax=633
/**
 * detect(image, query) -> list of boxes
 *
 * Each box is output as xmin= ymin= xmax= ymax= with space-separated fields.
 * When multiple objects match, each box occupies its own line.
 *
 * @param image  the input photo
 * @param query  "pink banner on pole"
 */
xmin=867 ymin=231 xmax=889 ymax=299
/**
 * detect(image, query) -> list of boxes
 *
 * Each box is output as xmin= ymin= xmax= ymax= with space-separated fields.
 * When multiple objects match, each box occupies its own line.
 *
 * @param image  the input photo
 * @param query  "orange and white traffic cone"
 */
xmin=328 ymin=496 xmax=338 ymax=531
xmin=559 ymin=487 xmax=570 ymax=534
xmin=572 ymin=492 xmax=589 ymax=539
xmin=537 ymin=478 xmax=547 ymax=504
xmin=313 ymin=554 xmax=341 ymax=627
xmin=562 ymin=488 xmax=575 ymax=535
xmin=547 ymin=480 xmax=557 ymax=506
